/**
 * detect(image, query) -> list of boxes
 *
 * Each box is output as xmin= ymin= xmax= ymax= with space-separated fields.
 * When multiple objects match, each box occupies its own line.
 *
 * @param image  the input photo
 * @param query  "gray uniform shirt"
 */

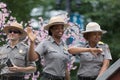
xmin=77 ymin=42 xmax=112 ymax=77
xmin=35 ymin=36 xmax=70 ymax=77
xmin=0 ymin=42 xmax=36 ymax=75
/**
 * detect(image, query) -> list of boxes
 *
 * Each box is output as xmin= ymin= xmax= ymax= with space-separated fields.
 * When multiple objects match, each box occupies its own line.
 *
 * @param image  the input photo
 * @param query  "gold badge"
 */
xmin=64 ymin=47 xmax=68 ymax=51
xmin=19 ymin=49 xmax=23 ymax=54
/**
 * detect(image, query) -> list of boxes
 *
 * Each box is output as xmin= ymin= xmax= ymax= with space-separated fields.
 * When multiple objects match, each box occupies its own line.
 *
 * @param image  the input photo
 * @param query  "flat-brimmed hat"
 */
xmin=3 ymin=22 xmax=27 ymax=38
xmin=81 ymin=22 xmax=107 ymax=34
xmin=44 ymin=16 xmax=69 ymax=30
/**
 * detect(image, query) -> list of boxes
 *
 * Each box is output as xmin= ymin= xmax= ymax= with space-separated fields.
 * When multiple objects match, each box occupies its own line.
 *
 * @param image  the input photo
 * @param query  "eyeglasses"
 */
xmin=8 ymin=30 xmax=21 ymax=34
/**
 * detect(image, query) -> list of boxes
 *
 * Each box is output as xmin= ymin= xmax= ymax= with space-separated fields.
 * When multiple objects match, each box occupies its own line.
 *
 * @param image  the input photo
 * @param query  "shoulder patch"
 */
xmin=21 ymin=42 xmax=28 ymax=47
xmin=98 ymin=41 xmax=104 ymax=45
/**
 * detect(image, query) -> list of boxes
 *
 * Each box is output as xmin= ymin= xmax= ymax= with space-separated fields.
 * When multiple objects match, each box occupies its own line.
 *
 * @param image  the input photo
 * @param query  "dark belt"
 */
xmin=78 ymin=75 xmax=97 ymax=80
xmin=42 ymin=72 xmax=65 ymax=80
xmin=0 ymin=75 xmax=25 ymax=80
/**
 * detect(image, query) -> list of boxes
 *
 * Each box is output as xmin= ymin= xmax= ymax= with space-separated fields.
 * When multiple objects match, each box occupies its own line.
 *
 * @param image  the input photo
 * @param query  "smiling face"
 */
xmin=50 ymin=24 xmax=65 ymax=39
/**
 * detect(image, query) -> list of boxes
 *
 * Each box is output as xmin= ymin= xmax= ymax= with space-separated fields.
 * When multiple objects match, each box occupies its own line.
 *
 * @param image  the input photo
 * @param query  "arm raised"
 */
xmin=25 ymin=27 xmax=39 ymax=61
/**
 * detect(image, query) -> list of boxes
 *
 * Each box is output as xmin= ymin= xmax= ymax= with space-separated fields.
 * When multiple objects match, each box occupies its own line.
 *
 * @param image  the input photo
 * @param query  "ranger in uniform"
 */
xmin=0 ymin=22 xmax=36 ymax=80
xmin=68 ymin=22 xmax=112 ymax=80
xmin=26 ymin=16 xmax=71 ymax=80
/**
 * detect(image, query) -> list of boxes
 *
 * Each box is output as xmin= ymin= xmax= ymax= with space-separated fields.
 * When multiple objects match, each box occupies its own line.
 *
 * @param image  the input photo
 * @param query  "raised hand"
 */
xmin=25 ymin=27 xmax=36 ymax=42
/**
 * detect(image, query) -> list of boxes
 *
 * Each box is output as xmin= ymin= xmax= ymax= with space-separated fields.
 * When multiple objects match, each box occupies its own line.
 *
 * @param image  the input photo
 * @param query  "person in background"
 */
xmin=68 ymin=22 xmax=112 ymax=80
xmin=26 ymin=16 xmax=103 ymax=80
xmin=0 ymin=22 xmax=36 ymax=80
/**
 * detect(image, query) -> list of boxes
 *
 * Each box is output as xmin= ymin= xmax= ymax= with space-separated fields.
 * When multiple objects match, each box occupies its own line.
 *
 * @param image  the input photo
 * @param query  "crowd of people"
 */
xmin=0 ymin=15 xmax=112 ymax=80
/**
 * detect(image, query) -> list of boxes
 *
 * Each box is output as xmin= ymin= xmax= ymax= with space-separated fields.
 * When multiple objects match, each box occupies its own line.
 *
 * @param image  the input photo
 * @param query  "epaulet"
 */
xmin=98 ymin=41 xmax=104 ymax=45
xmin=20 ymin=42 xmax=28 ymax=47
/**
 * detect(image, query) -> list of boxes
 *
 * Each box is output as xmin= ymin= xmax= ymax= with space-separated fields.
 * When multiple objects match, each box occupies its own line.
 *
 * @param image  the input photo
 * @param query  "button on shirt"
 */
xmin=0 ymin=42 xmax=36 ymax=75
xmin=77 ymin=43 xmax=112 ymax=77
xmin=35 ymin=36 xmax=70 ymax=77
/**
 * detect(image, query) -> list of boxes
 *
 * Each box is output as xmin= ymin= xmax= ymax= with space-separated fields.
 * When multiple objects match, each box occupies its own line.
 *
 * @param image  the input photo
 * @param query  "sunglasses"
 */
xmin=8 ymin=30 xmax=21 ymax=34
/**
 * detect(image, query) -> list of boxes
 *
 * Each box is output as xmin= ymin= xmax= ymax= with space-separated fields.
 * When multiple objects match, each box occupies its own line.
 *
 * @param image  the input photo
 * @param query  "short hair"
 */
xmin=48 ymin=25 xmax=54 ymax=36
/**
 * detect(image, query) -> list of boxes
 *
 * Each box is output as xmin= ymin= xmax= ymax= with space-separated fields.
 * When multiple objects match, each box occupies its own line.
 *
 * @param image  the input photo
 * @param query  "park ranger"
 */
xmin=26 ymin=16 xmax=71 ymax=80
xmin=68 ymin=22 xmax=112 ymax=80
xmin=0 ymin=22 xmax=36 ymax=80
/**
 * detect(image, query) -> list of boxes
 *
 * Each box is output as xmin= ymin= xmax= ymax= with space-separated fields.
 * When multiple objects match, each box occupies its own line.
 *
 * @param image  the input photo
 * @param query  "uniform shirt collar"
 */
xmin=6 ymin=41 xmax=21 ymax=49
xmin=48 ymin=36 xmax=64 ymax=45
xmin=85 ymin=42 xmax=100 ymax=48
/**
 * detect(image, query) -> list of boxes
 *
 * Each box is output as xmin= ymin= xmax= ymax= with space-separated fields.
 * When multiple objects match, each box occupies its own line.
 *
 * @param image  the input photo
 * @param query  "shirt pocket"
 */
xmin=47 ymin=47 xmax=59 ymax=59
xmin=96 ymin=54 xmax=104 ymax=63
xmin=80 ymin=52 xmax=93 ymax=61
xmin=14 ymin=53 xmax=26 ymax=66
xmin=63 ymin=50 xmax=70 ymax=62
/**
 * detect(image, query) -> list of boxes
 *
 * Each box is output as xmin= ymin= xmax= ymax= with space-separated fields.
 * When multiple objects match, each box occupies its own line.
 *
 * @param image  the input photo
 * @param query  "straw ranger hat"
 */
xmin=3 ymin=22 xmax=27 ymax=37
xmin=44 ymin=16 xmax=69 ymax=30
xmin=81 ymin=22 xmax=107 ymax=34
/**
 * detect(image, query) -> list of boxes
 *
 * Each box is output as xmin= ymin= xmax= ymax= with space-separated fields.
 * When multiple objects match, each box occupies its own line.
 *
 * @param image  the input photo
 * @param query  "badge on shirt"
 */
xmin=63 ymin=47 xmax=68 ymax=51
xmin=19 ymin=49 xmax=23 ymax=54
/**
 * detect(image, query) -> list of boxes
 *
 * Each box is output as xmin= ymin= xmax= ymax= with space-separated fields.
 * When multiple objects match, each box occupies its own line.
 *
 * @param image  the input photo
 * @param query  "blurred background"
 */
xmin=0 ymin=0 xmax=120 ymax=79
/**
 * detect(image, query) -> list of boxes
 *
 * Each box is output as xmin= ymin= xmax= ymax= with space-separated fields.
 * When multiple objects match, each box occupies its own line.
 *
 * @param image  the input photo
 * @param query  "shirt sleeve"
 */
xmin=103 ymin=44 xmax=112 ymax=60
xmin=35 ymin=41 xmax=46 ymax=56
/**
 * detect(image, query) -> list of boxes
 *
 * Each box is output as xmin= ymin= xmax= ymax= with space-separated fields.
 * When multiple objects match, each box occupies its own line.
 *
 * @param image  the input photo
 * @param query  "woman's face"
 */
xmin=87 ymin=32 xmax=102 ymax=43
xmin=50 ymin=24 xmax=64 ymax=39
